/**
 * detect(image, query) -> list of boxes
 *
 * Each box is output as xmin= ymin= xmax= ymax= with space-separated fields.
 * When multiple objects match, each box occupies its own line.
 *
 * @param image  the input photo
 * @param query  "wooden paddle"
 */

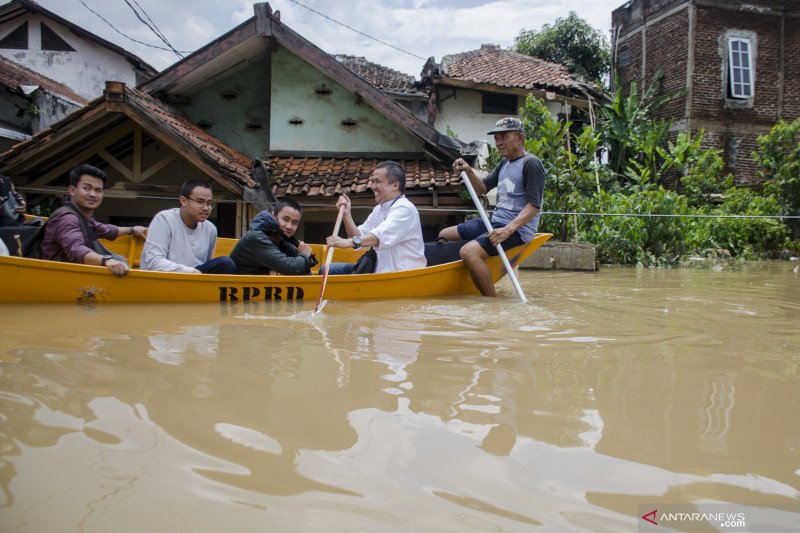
xmin=314 ymin=204 xmax=347 ymax=313
xmin=460 ymin=171 xmax=527 ymax=302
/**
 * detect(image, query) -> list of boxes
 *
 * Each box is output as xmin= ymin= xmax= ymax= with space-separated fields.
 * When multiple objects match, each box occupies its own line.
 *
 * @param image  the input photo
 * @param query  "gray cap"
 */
xmin=487 ymin=117 xmax=524 ymax=134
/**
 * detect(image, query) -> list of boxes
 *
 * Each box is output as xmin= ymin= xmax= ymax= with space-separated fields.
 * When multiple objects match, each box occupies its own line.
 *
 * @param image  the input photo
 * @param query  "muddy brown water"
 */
xmin=1 ymin=263 xmax=798 ymax=532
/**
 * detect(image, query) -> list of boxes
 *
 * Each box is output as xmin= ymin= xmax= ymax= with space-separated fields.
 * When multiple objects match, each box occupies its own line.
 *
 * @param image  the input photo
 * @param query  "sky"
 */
xmin=3 ymin=0 xmax=625 ymax=77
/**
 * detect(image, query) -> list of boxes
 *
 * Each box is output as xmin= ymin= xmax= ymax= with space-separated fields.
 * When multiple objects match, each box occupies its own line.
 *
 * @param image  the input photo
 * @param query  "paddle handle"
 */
xmin=460 ymin=171 xmax=527 ymax=302
xmin=314 ymin=204 xmax=346 ymax=313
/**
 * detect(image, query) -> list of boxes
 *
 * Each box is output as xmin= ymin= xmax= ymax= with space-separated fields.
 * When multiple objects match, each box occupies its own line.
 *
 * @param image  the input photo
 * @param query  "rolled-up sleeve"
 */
xmin=52 ymin=215 xmax=95 ymax=263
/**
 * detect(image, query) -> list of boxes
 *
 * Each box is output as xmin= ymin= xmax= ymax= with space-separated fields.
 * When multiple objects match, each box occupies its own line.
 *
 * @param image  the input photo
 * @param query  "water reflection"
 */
xmin=1 ymin=263 xmax=799 ymax=530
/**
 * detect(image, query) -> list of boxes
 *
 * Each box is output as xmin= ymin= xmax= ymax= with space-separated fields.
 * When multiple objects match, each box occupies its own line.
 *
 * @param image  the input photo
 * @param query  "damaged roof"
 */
xmin=333 ymin=55 xmax=423 ymax=96
xmin=0 ymin=54 xmax=87 ymax=105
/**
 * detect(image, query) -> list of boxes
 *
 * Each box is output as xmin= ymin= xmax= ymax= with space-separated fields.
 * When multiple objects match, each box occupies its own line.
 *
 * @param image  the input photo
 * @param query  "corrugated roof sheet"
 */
xmin=267 ymin=156 xmax=460 ymax=197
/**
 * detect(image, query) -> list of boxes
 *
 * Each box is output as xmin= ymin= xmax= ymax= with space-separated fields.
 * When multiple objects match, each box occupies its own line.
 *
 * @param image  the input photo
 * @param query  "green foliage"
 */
xmin=582 ymin=188 xmax=690 ymax=265
xmin=689 ymin=188 xmax=788 ymax=258
xmin=600 ymin=69 xmax=685 ymax=179
xmin=753 ymin=118 xmax=800 ymax=238
xmin=504 ymin=87 xmax=791 ymax=264
xmin=481 ymin=145 xmax=502 ymax=172
xmin=519 ymin=94 xmax=602 ymax=240
xmin=514 ymin=11 xmax=610 ymax=82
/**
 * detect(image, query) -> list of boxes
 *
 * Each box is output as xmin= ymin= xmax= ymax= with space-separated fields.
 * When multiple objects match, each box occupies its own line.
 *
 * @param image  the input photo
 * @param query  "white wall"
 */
xmin=0 ymin=14 xmax=138 ymax=100
xmin=433 ymin=87 xmax=563 ymax=145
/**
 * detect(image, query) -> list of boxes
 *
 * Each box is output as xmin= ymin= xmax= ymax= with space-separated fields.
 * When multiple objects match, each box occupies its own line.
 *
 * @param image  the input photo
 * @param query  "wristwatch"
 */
xmin=100 ymin=254 xmax=113 ymax=265
xmin=352 ymin=236 xmax=362 ymax=249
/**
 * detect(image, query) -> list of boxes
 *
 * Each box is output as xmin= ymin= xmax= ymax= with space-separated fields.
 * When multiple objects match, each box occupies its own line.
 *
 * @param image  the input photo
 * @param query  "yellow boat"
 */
xmin=0 ymin=233 xmax=551 ymax=303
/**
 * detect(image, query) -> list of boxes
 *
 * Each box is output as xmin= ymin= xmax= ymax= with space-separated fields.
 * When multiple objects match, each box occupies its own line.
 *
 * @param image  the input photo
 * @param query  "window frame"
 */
xmin=481 ymin=92 xmax=518 ymax=115
xmin=727 ymin=37 xmax=754 ymax=99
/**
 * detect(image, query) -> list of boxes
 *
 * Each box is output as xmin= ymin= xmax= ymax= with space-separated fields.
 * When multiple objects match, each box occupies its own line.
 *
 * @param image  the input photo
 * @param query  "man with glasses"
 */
xmin=141 ymin=179 xmax=236 ymax=274
xmin=324 ymin=161 xmax=425 ymax=274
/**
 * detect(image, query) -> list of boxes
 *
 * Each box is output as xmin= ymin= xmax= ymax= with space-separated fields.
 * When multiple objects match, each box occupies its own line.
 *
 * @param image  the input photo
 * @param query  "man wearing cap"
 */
xmin=438 ymin=117 xmax=545 ymax=296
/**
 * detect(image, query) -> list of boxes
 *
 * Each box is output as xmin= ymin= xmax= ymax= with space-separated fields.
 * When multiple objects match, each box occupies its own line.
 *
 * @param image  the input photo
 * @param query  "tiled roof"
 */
xmin=440 ymin=44 xmax=584 ymax=91
xmin=0 ymin=54 xmax=88 ymax=104
xmin=267 ymin=156 xmax=460 ymax=197
xmin=0 ymin=82 xmax=252 ymax=188
xmin=334 ymin=55 xmax=421 ymax=95
xmin=121 ymin=85 xmax=252 ymax=185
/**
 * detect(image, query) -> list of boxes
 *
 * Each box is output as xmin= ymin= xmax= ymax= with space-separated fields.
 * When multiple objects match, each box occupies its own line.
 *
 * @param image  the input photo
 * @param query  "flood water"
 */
xmin=1 ymin=262 xmax=799 ymax=532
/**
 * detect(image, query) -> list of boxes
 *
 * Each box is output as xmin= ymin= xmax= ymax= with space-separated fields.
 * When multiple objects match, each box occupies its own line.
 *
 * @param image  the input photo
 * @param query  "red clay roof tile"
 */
xmin=440 ymin=44 xmax=583 ymax=91
xmin=334 ymin=55 xmax=422 ymax=95
xmin=267 ymin=156 xmax=460 ymax=197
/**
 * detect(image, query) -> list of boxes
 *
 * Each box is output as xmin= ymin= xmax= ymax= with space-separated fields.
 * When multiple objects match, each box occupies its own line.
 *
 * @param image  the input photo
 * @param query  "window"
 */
xmin=41 ymin=23 xmax=75 ymax=52
xmin=728 ymin=37 xmax=753 ymax=99
xmin=618 ymin=48 xmax=631 ymax=67
xmin=0 ymin=21 xmax=28 ymax=49
xmin=482 ymin=93 xmax=518 ymax=115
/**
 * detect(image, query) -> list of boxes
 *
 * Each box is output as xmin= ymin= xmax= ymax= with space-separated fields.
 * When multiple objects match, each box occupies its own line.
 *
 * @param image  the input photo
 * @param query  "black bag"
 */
xmin=424 ymin=240 xmax=467 ymax=267
xmin=0 ymin=224 xmax=43 ymax=257
xmin=352 ymin=247 xmax=377 ymax=274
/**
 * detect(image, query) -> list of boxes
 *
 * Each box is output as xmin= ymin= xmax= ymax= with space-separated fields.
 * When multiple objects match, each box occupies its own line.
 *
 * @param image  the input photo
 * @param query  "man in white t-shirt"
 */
xmin=324 ymin=161 xmax=425 ymax=274
xmin=141 ymin=179 xmax=236 ymax=274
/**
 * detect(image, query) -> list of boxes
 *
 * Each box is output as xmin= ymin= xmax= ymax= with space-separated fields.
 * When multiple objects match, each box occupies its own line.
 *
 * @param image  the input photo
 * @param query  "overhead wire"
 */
xmin=286 ymin=0 xmax=427 ymax=61
xmin=74 ymin=0 xmax=192 ymax=54
xmin=123 ymin=0 xmax=183 ymax=58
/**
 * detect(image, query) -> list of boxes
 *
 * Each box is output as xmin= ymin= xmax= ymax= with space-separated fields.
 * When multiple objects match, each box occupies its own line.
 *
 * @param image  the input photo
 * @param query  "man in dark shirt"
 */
xmin=438 ymin=117 xmax=545 ymax=296
xmin=230 ymin=200 xmax=317 ymax=275
xmin=41 ymin=164 xmax=147 ymax=277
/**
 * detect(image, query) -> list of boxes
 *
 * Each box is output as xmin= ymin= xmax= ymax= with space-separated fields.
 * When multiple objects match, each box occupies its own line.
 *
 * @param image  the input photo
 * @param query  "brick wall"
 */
xmin=643 ymin=8 xmax=689 ymax=122
xmin=691 ymin=6 xmax=782 ymax=123
xmin=612 ymin=0 xmax=799 ymax=184
xmin=615 ymin=33 xmax=642 ymax=95
xmin=783 ymin=15 xmax=800 ymax=120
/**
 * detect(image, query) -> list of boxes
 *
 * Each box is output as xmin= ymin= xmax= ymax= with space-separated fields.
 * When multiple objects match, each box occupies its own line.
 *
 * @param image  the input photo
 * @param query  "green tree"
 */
xmin=753 ymin=118 xmax=800 ymax=239
xmin=514 ymin=11 xmax=610 ymax=82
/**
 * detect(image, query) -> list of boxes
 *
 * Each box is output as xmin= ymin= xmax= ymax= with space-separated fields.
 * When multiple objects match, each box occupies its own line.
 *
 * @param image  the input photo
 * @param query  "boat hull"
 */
xmin=0 ymin=233 xmax=551 ymax=303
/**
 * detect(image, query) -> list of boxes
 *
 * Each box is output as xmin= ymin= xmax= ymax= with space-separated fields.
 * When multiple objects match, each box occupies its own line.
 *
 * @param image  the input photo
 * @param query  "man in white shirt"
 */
xmin=325 ymin=161 xmax=426 ymax=274
xmin=141 ymin=179 xmax=236 ymax=274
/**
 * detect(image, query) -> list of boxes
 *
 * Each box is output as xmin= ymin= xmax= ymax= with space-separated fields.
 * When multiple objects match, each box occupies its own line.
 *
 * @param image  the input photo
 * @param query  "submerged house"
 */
xmin=1 ymin=3 xmax=470 ymax=239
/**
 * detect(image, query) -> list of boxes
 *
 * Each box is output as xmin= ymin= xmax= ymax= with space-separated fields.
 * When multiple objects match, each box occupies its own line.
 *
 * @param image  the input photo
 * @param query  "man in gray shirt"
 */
xmin=438 ymin=117 xmax=545 ymax=296
xmin=141 ymin=179 xmax=236 ymax=274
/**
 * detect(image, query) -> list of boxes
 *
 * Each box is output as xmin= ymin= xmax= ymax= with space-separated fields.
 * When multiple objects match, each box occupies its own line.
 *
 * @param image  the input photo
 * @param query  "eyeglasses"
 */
xmin=187 ymin=197 xmax=214 ymax=209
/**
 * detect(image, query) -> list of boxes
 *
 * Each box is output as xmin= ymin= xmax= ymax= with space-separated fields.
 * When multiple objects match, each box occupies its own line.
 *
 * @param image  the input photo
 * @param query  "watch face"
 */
xmin=353 ymin=237 xmax=361 ymax=248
